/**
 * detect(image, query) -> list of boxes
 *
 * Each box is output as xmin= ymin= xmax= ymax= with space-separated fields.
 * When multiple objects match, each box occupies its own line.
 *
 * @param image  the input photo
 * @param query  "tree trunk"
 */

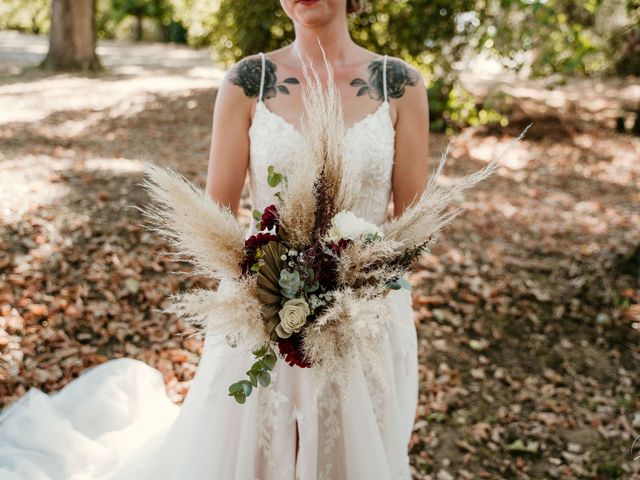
xmin=135 ymin=15 xmax=144 ymax=42
xmin=41 ymin=0 xmax=101 ymax=71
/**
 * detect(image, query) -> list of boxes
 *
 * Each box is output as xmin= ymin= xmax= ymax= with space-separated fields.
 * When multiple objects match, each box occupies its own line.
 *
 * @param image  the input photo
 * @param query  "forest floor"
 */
xmin=1 ymin=32 xmax=640 ymax=479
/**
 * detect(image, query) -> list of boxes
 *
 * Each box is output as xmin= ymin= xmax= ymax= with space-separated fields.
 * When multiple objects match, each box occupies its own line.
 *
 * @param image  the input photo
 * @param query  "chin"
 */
xmin=285 ymin=0 xmax=341 ymax=26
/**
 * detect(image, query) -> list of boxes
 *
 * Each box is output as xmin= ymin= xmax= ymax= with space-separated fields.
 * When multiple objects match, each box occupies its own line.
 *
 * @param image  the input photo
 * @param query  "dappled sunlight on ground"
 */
xmin=0 ymin=31 xmax=225 ymax=124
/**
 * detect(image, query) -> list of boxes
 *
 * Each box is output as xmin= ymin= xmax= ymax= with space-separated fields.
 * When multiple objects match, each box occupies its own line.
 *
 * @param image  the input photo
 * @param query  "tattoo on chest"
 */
xmin=349 ymin=58 xmax=419 ymax=101
xmin=228 ymin=57 xmax=300 ymax=100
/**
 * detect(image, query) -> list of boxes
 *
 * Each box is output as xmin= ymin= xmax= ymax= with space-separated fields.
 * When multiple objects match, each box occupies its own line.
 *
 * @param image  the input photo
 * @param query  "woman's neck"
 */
xmin=291 ymin=20 xmax=356 ymax=67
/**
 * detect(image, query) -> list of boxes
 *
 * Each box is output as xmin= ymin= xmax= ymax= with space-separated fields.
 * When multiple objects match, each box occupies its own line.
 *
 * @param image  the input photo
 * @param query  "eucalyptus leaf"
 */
xmin=228 ymin=382 xmax=243 ymax=394
xmin=258 ymin=371 xmax=271 ymax=387
xmin=267 ymin=172 xmax=282 ymax=188
xmin=251 ymin=361 xmax=263 ymax=373
xmin=227 ymin=344 xmax=277 ymax=403
xmin=263 ymin=354 xmax=276 ymax=370
xmin=240 ymin=380 xmax=253 ymax=397
xmin=304 ymin=281 xmax=320 ymax=293
xmin=253 ymin=345 xmax=268 ymax=357
xmin=281 ymin=289 xmax=296 ymax=299
xmin=279 ymin=270 xmax=302 ymax=297
xmin=232 ymin=392 xmax=246 ymax=404
xmin=387 ymin=281 xmax=402 ymax=290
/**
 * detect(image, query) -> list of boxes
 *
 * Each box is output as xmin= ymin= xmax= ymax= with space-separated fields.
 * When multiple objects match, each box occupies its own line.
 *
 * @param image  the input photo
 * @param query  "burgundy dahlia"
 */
xmin=240 ymin=232 xmax=278 ymax=274
xmin=277 ymin=335 xmax=311 ymax=368
xmin=327 ymin=238 xmax=352 ymax=254
xmin=313 ymin=239 xmax=353 ymax=287
xmin=260 ymin=204 xmax=279 ymax=231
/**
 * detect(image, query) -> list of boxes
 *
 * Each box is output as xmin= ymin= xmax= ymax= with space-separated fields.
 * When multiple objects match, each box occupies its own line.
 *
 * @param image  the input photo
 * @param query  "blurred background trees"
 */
xmin=0 ymin=0 xmax=637 ymax=129
xmin=108 ymin=0 xmax=173 ymax=41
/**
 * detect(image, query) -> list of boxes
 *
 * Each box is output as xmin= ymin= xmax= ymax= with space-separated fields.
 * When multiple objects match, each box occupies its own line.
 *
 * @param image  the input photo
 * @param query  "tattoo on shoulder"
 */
xmin=349 ymin=58 xmax=419 ymax=100
xmin=228 ymin=56 xmax=300 ymax=100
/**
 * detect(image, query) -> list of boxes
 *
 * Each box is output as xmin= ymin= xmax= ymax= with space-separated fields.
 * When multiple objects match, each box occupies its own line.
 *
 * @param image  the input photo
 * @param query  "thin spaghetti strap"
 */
xmin=258 ymin=52 xmax=265 ymax=103
xmin=382 ymin=54 xmax=388 ymax=103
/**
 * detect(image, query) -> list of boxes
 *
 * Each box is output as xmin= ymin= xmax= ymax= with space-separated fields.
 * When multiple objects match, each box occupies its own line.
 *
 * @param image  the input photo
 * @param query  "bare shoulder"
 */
xmin=380 ymin=55 xmax=424 ymax=99
xmin=225 ymin=53 xmax=265 ymax=100
xmin=225 ymin=50 xmax=300 ymax=101
xmin=350 ymin=50 xmax=424 ymax=102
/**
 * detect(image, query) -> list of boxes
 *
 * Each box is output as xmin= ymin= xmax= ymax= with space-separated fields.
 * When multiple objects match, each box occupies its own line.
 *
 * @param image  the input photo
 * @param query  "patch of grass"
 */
xmin=595 ymin=462 xmax=624 ymax=478
xmin=426 ymin=412 xmax=447 ymax=423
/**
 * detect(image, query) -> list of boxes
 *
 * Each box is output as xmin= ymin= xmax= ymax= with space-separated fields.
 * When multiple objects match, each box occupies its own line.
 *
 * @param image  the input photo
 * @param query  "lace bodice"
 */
xmin=249 ymin=52 xmax=395 ymax=227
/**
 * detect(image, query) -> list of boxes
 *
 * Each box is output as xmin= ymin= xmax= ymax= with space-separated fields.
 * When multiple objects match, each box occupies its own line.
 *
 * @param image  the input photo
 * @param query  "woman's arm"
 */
xmin=205 ymin=57 xmax=257 ymax=216
xmin=389 ymin=60 xmax=430 ymax=218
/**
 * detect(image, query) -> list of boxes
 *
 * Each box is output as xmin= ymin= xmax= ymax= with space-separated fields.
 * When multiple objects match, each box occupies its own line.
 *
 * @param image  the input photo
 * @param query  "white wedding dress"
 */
xmin=0 ymin=53 xmax=419 ymax=480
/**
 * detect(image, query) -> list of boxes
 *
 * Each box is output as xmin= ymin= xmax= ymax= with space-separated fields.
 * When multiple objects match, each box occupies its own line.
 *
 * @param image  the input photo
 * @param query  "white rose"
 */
xmin=275 ymin=298 xmax=310 ymax=339
xmin=327 ymin=210 xmax=383 ymax=241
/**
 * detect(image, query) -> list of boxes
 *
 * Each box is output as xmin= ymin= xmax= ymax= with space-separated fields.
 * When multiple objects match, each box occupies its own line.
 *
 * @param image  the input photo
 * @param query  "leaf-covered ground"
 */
xmin=1 ymin=33 xmax=639 ymax=479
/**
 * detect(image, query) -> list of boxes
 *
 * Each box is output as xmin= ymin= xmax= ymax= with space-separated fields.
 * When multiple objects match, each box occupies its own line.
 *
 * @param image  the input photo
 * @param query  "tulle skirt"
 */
xmin=0 ymin=287 xmax=418 ymax=480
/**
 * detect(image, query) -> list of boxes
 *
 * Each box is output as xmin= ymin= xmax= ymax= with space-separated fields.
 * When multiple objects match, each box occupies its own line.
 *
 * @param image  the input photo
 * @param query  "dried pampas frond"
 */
xmin=276 ymin=168 xmax=317 ymax=248
xmin=383 ymin=124 xmax=532 ymax=250
xmin=303 ymin=285 xmax=391 ymax=392
xmin=298 ymin=39 xmax=358 ymax=231
xmin=273 ymin=38 xmax=367 ymax=245
xmin=335 ymin=237 xmax=405 ymax=287
xmin=274 ymin=40 xmax=340 ymax=247
xmin=297 ymin=39 xmax=345 ymax=175
xmin=140 ymin=164 xmax=245 ymax=280
xmin=166 ymin=276 xmax=269 ymax=353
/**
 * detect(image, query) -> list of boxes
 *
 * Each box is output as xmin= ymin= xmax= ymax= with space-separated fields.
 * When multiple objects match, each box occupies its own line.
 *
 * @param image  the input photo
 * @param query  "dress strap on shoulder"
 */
xmin=382 ymin=54 xmax=388 ymax=102
xmin=258 ymin=52 xmax=266 ymax=103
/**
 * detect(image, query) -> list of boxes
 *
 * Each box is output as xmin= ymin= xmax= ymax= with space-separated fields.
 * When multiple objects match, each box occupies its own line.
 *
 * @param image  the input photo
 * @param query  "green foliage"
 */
xmin=166 ymin=0 xmax=219 ymax=46
xmin=472 ymin=0 xmax=639 ymax=76
xmin=387 ymin=276 xmax=411 ymax=290
xmin=111 ymin=0 xmax=173 ymax=20
xmin=437 ymin=81 xmax=508 ymax=132
xmin=267 ymin=165 xmax=286 ymax=202
xmin=105 ymin=0 xmax=175 ymax=41
xmin=228 ymin=344 xmax=277 ymax=404
xmin=0 ymin=0 xmax=50 ymax=34
xmin=267 ymin=165 xmax=284 ymax=189
xmin=213 ymin=1 xmax=292 ymax=60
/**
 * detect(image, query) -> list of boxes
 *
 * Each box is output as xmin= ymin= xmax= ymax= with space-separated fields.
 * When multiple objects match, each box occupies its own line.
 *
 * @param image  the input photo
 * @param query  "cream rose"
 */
xmin=327 ymin=210 xmax=383 ymax=242
xmin=275 ymin=298 xmax=310 ymax=339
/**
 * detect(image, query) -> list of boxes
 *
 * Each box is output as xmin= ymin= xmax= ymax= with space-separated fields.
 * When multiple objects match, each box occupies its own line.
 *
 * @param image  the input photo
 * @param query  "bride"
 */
xmin=0 ymin=0 xmax=430 ymax=479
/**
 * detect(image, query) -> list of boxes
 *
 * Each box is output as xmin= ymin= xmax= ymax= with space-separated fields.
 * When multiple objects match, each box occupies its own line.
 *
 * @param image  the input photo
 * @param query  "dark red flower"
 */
xmin=311 ymin=239 xmax=353 ymax=287
xmin=327 ymin=238 xmax=352 ymax=254
xmin=240 ymin=232 xmax=278 ymax=274
xmin=277 ymin=335 xmax=312 ymax=368
xmin=260 ymin=204 xmax=279 ymax=231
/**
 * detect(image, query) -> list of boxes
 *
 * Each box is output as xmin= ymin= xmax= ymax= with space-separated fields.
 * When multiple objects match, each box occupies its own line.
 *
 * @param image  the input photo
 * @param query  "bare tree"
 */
xmin=41 ymin=0 xmax=102 ymax=71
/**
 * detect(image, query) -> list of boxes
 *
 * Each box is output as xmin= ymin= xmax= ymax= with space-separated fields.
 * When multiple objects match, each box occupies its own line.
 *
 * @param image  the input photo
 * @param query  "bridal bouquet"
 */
xmin=142 ymin=50 xmax=529 ymax=404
